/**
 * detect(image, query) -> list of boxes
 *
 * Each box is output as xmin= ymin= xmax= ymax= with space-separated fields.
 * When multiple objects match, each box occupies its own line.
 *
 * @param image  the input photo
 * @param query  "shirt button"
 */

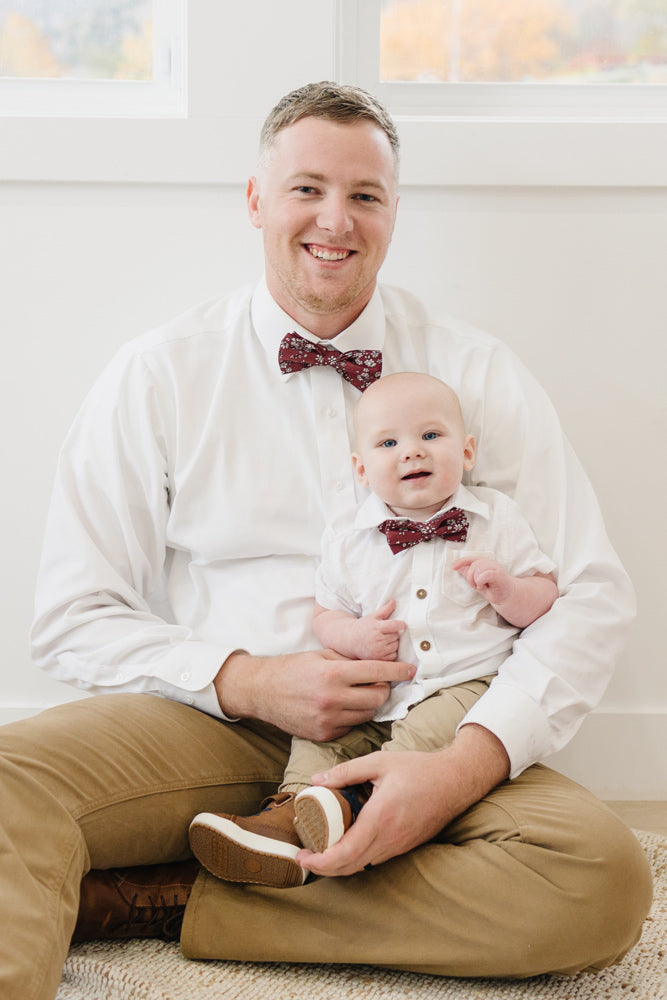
xmin=335 ymin=481 xmax=345 ymax=493
xmin=327 ymin=407 xmax=337 ymax=418
xmin=180 ymin=672 xmax=191 ymax=683
xmin=416 ymin=588 xmax=427 ymax=599
xmin=419 ymin=640 xmax=431 ymax=652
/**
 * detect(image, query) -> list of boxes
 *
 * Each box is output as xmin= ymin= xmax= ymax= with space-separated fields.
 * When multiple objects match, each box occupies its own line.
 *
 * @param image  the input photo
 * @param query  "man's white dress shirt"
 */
xmin=31 ymin=277 xmax=635 ymax=777
xmin=315 ymin=485 xmax=556 ymax=723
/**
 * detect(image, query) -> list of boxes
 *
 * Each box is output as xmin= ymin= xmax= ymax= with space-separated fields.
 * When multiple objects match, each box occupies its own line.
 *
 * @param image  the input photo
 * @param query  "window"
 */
xmin=0 ymin=0 xmax=184 ymax=116
xmin=338 ymin=0 xmax=667 ymax=185
xmin=0 ymin=2 xmax=341 ymax=184
xmin=1 ymin=1 xmax=664 ymax=186
xmin=341 ymin=0 xmax=667 ymax=116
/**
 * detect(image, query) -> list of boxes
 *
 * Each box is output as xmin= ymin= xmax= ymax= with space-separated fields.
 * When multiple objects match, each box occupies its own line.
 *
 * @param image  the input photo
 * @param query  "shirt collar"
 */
xmin=251 ymin=275 xmax=386 ymax=382
xmin=354 ymin=483 xmax=490 ymax=531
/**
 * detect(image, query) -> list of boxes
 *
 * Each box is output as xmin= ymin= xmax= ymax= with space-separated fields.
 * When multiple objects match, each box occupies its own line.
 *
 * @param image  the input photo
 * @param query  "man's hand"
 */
xmin=296 ymin=724 xmax=510 ymax=876
xmin=213 ymin=649 xmax=416 ymax=743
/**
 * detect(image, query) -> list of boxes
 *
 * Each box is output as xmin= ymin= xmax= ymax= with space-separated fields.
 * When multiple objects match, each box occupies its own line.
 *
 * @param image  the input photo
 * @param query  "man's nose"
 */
xmin=316 ymin=193 xmax=353 ymax=235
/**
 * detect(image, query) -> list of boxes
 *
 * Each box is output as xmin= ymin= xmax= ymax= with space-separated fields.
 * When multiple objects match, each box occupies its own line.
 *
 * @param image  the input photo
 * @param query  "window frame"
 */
xmin=0 ymin=1 xmax=342 ymax=185
xmin=0 ymin=0 xmax=253 ymax=184
xmin=0 ymin=0 xmax=185 ymax=117
xmin=1 ymin=0 xmax=665 ymax=187
xmin=337 ymin=0 xmax=667 ymax=187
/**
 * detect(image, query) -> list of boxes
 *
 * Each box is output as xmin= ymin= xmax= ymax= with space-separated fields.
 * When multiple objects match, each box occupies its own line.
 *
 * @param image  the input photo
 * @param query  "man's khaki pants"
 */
xmin=0 ymin=693 xmax=653 ymax=1000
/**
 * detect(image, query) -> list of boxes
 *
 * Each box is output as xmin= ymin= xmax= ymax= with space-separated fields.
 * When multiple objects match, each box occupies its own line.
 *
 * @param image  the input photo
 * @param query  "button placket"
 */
xmin=310 ymin=370 xmax=356 ymax=521
xmin=407 ymin=543 xmax=438 ymax=669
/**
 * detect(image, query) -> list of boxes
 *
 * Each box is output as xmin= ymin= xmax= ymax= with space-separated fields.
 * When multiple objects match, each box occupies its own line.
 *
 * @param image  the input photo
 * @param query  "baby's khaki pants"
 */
xmin=282 ymin=676 xmax=494 ymax=790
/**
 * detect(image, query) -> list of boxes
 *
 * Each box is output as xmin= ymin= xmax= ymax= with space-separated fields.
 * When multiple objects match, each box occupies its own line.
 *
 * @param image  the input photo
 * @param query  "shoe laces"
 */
xmin=257 ymin=791 xmax=294 ymax=813
xmin=120 ymin=892 xmax=185 ymax=941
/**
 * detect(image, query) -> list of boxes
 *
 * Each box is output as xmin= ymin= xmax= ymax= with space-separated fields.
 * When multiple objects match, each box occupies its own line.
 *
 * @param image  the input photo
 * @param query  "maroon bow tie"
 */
xmin=278 ymin=332 xmax=382 ymax=391
xmin=379 ymin=508 xmax=469 ymax=554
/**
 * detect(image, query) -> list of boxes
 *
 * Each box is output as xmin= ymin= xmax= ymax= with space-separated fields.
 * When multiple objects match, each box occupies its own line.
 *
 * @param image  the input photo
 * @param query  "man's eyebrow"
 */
xmin=289 ymin=171 xmax=390 ymax=192
xmin=287 ymin=172 xmax=326 ymax=185
xmin=355 ymin=179 xmax=390 ymax=192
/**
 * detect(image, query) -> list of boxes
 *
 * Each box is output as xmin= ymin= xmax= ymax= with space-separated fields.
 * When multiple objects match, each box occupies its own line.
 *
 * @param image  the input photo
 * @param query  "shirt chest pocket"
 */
xmin=441 ymin=548 xmax=495 ymax=609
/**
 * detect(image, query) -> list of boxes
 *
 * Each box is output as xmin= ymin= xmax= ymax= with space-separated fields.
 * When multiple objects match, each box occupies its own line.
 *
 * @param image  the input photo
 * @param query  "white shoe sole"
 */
xmin=294 ymin=787 xmax=345 ymax=853
xmin=189 ymin=813 xmax=307 ymax=887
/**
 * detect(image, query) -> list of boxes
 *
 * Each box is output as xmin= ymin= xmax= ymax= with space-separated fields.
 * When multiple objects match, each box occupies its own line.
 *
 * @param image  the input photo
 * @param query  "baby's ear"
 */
xmin=463 ymin=434 xmax=476 ymax=471
xmin=352 ymin=453 xmax=369 ymax=486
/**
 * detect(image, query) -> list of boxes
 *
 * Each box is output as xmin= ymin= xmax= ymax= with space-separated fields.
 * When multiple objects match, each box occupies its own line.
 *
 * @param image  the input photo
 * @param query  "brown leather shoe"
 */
xmin=189 ymin=792 xmax=307 ymax=888
xmin=71 ymin=860 xmax=199 ymax=943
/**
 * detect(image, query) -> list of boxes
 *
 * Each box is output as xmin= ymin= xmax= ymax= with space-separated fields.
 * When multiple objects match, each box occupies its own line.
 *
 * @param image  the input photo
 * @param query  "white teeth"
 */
xmin=308 ymin=246 xmax=350 ymax=261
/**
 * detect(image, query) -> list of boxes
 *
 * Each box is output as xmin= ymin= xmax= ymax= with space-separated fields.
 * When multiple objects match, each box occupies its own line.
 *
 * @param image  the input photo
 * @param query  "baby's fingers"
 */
xmin=378 ymin=618 xmax=406 ymax=635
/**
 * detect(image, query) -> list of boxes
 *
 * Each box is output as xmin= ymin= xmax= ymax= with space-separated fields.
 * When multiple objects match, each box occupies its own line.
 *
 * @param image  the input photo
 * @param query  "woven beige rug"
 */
xmin=57 ymin=830 xmax=666 ymax=1000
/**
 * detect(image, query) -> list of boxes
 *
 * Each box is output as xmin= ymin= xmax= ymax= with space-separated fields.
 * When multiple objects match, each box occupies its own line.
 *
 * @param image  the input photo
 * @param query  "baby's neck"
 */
xmin=386 ymin=495 xmax=454 ymax=522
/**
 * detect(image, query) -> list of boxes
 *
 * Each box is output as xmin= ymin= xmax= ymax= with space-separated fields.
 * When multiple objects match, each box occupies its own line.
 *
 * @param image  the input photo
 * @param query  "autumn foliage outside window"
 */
xmin=0 ymin=0 xmax=153 ymax=81
xmin=380 ymin=0 xmax=667 ymax=83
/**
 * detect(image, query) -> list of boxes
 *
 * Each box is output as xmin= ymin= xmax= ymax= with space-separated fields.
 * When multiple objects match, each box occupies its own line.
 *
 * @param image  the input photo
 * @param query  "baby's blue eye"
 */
xmin=423 ymin=431 xmax=439 ymax=440
xmin=381 ymin=439 xmax=397 ymax=448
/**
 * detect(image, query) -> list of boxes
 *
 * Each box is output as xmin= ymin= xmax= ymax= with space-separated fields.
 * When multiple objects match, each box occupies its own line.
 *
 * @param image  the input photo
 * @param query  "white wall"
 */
xmin=1 ymin=2 xmax=665 ymax=798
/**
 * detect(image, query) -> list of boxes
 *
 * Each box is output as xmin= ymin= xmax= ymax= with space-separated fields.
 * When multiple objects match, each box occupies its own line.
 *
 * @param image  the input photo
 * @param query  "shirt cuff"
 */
xmin=149 ymin=640 xmax=242 ymax=722
xmin=456 ymin=679 xmax=553 ymax=779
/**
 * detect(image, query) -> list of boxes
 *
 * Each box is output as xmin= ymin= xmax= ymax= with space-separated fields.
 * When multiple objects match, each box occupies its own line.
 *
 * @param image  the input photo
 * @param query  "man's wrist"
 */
xmin=438 ymin=723 xmax=511 ymax=815
xmin=213 ymin=649 xmax=257 ymax=720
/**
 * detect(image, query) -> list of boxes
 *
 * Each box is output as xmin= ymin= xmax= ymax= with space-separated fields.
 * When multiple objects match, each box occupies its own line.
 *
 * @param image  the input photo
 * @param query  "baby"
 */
xmin=189 ymin=372 xmax=558 ymax=888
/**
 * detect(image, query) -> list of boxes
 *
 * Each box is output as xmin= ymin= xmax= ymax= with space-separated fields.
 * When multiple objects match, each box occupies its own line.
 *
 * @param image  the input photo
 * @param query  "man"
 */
xmin=3 ymin=82 xmax=650 ymax=1000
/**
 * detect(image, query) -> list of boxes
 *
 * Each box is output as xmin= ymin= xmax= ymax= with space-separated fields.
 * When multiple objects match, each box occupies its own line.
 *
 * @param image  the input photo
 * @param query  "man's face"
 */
xmin=247 ymin=117 xmax=399 ymax=339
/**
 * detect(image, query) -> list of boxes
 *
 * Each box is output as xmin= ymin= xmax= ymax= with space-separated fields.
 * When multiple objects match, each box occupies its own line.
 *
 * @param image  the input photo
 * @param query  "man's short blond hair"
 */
xmin=259 ymin=81 xmax=400 ymax=173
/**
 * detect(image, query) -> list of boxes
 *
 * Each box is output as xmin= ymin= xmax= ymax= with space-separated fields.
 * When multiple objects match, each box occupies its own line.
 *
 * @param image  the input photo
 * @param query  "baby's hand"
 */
xmin=452 ymin=556 xmax=514 ymax=606
xmin=352 ymin=600 xmax=406 ymax=661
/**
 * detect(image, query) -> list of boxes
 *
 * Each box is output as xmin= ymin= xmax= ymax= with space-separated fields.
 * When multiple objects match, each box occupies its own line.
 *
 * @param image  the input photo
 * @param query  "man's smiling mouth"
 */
xmin=306 ymin=244 xmax=353 ymax=261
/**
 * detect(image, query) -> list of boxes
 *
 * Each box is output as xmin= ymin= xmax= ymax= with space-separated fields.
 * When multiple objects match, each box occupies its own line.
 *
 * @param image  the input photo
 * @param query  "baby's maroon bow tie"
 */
xmin=278 ymin=332 xmax=382 ymax=391
xmin=379 ymin=509 xmax=469 ymax=554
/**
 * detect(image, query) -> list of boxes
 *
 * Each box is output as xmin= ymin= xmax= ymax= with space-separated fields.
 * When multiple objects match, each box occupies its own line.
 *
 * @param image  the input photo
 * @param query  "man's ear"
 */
xmin=247 ymin=176 xmax=262 ymax=230
xmin=351 ymin=453 xmax=369 ymax=486
xmin=463 ymin=434 xmax=476 ymax=471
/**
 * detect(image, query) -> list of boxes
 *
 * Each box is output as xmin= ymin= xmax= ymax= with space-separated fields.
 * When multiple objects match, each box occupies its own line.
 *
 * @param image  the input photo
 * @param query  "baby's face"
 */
xmin=352 ymin=374 xmax=475 ymax=521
